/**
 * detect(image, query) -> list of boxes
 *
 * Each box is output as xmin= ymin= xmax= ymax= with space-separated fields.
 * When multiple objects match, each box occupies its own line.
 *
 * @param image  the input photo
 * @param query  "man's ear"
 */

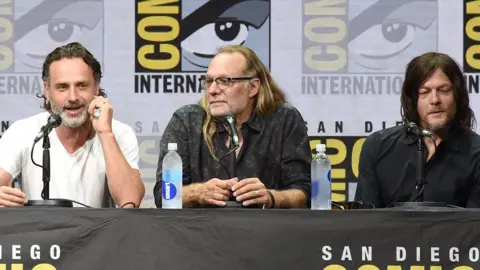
xmin=95 ymin=83 xmax=100 ymax=96
xmin=248 ymin=79 xmax=260 ymax=98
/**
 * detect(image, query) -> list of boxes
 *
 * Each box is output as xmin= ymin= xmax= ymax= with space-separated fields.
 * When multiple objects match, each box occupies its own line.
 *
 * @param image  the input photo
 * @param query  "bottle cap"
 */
xmin=168 ymin=143 xmax=177 ymax=151
xmin=316 ymin=144 xmax=326 ymax=153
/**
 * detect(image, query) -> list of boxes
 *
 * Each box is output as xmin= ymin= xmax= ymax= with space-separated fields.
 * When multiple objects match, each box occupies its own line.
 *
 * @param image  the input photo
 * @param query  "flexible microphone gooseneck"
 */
xmin=27 ymin=114 xmax=72 ymax=208
xmin=218 ymin=114 xmax=240 ymax=179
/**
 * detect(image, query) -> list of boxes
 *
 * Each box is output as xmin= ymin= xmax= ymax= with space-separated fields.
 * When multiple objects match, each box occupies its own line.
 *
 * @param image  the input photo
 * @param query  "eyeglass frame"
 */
xmin=199 ymin=75 xmax=255 ymax=91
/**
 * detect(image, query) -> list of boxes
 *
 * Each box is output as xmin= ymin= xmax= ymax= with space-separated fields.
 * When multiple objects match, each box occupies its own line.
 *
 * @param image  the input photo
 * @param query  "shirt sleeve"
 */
xmin=0 ymin=121 xmax=25 ymax=181
xmin=116 ymin=125 xmax=140 ymax=171
xmin=154 ymin=110 xmax=192 ymax=208
xmin=279 ymin=106 xmax=312 ymax=204
xmin=354 ymin=132 xmax=383 ymax=207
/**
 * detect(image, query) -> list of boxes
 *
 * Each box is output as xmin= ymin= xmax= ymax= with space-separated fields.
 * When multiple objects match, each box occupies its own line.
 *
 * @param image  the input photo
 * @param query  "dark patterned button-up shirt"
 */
xmin=153 ymin=103 xmax=312 ymax=208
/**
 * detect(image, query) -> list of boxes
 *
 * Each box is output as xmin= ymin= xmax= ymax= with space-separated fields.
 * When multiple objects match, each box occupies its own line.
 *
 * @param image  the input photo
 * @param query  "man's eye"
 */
xmin=217 ymin=78 xmax=229 ymax=84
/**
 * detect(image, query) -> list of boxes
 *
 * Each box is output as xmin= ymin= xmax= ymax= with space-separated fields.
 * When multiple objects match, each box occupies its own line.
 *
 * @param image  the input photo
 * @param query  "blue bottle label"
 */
xmin=312 ymin=181 xmax=319 ymax=198
xmin=162 ymin=181 xmax=177 ymax=200
xmin=162 ymin=168 xmax=181 ymax=200
xmin=327 ymin=170 xmax=331 ymax=183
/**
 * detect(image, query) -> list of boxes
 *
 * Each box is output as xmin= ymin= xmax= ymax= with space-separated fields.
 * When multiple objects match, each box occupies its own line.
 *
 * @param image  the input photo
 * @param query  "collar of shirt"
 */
xmin=400 ymin=128 xmax=461 ymax=152
xmin=215 ymin=113 xmax=264 ymax=133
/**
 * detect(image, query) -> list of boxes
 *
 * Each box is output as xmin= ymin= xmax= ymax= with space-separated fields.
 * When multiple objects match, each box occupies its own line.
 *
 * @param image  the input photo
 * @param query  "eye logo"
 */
xmin=12 ymin=0 xmax=104 ymax=73
xmin=301 ymin=0 xmax=438 ymax=96
xmin=0 ymin=0 xmax=104 ymax=96
xmin=134 ymin=0 xmax=271 ymax=94
xmin=347 ymin=0 xmax=438 ymax=73
xmin=181 ymin=0 xmax=270 ymax=71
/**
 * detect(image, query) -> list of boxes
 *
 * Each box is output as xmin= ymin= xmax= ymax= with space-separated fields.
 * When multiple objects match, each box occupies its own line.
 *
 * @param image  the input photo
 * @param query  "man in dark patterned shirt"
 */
xmin=154 ymin=45 xmax=311 ymax=208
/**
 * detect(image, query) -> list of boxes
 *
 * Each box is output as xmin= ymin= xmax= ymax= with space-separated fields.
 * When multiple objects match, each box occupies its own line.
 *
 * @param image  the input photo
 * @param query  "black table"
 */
xmin=0 ymin=208 xmax=478 ymax=269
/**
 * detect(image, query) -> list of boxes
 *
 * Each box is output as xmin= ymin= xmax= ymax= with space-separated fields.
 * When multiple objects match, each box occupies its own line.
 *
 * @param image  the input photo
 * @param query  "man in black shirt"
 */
xmin=355 ymin=52 xmax=480 ymax=208
xmin=154 ymin=45 xmax=311 ymax=209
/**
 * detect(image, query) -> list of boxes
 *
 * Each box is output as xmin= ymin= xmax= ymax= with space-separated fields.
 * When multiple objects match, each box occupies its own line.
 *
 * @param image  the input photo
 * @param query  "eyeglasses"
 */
xmin=331 ymin=201 xmax=375 ymax=210
xmin=199 ymin=76 xmax=253 ymax=90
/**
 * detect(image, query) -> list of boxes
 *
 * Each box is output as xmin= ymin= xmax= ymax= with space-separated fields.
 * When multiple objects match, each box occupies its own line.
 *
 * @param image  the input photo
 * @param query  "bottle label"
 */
xmin=312 ymin=181 xmax=319 ymax=198
xmin=162 ymin=168 xmax=181 ymax=200
xmin=327 ymin=169 xmax=331 ymax=183
xmin=162 ymin=181 xmax=177 ymax=200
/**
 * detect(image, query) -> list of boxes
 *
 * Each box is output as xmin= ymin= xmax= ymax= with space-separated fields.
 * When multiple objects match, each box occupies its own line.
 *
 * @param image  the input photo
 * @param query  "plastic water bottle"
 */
xmin=162 ymin=143 xmax=183 ymax=209
xmin=311 ymin=144 xmax=331 ymax=210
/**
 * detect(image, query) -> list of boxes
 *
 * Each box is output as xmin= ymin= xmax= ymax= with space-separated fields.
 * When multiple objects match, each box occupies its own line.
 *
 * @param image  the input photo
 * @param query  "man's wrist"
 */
xmin=267 ymin=189 xmax=276 ymax=208
xmin=97 ymin=131 xmax=114 ymax=140
xmin=188 ymin=183 xmax=202 ymax=206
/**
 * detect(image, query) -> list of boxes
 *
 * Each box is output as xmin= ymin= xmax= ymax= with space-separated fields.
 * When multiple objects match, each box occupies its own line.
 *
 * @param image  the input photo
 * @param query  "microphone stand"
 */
xmin=394 ymin=135 xmax=449 ymax=209
xmin=43 ymin=129 xmax=51 ymax=199
xmin=25 ymin=126 xmax=72 ymax=208
xmin=415 ymin=136 xmax=425 ymax=202
xmin=224 ymin=142 xmax=243 ymax=208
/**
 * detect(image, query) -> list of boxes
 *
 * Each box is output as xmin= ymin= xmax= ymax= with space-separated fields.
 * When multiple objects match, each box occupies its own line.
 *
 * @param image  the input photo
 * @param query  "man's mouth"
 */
xmin=64 ymin=106 xmax=84 ymax=114
xmin=429 ymin=111 xmax=445 ymax=118
xmin=210 ymin=101 xmax=225 ymax=104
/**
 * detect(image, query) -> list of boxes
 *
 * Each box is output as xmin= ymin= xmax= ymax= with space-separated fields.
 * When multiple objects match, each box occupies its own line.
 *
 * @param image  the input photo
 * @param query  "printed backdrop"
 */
xmin=0 ymin=0 xmax=478 ymax=208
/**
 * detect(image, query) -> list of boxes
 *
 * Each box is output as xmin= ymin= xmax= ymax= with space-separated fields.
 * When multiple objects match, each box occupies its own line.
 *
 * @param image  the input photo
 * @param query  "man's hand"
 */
xmin=88 ymin=96 xmax=113 ymax=134
xmin=196 ymin=178 xmax=238 ymax=206
xmin=232 ymin=178 xmax=271 ymax=207
xmin=0 ymin=186 xmax=27 ymax=207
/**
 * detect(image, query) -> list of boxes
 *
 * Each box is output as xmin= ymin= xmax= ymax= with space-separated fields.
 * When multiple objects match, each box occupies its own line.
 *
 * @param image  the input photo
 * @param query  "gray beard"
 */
xmin=50 ymin=103 xmax=88 ymax=128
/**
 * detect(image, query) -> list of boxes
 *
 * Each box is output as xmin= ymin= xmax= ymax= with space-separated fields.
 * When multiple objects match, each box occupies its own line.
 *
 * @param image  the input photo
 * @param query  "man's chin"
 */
xmin=428 ymin=122 xmax=448 ymax=132
xmin=210 ymin=109 xmax=231 ymax=117
xmin=60 ymin=114 xmax=88 ymax=128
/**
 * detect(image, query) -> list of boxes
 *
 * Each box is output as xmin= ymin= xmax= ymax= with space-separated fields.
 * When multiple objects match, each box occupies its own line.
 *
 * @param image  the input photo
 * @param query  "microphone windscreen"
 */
xmin=403 ymin=122 xmax=416 ymax=132
xmin=223 ymin=114 xmax=236 ymax=125
xmin=48 ymin=114 xmax=62 ymax=128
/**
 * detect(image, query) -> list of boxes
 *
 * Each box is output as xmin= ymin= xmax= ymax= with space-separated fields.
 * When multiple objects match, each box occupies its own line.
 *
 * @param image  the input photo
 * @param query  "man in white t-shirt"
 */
xmin=0 ymin=42 xmax=145 ymax=208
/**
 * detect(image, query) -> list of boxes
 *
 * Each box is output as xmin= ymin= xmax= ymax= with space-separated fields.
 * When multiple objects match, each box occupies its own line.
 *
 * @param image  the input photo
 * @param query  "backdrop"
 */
xmin=0 ymin=0 xmax=478 ymax=208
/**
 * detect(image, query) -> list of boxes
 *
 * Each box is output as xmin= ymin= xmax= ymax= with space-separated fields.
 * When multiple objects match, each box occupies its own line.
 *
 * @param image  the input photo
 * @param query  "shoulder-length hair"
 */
xmin=199 ymin=45 xmax=286 ymax=159
xmin=400 ymin=52 xmax=476 ymax=131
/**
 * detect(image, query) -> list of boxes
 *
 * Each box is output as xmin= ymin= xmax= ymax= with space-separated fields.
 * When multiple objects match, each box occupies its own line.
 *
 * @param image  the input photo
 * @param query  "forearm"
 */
xmin=183 ymin=183 xmax=201 ymax=208
xmin=270 ymin=189 xmax=308 ymax=208
xmin=99 ymin=133 xmax=144 ymax=207
xmin=0 ymin=169 xmax=13 ymax=187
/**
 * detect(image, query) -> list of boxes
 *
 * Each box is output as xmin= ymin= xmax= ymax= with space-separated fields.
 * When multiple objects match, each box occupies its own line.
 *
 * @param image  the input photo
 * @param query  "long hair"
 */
xmin=37 ymin=42 xmax=106 ymax=112
xmin=400 ymin=52 xmax=476 ymax=131
xmin=200 ymin=45 xmax=286 ymax=159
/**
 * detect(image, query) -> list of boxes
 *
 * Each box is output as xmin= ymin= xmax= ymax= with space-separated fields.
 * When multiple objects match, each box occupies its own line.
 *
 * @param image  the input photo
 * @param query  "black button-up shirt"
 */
xmin=355 ymin=125 xmax=480 ymax=208
xmin=154 ymin=103 xmax=312 ymax=208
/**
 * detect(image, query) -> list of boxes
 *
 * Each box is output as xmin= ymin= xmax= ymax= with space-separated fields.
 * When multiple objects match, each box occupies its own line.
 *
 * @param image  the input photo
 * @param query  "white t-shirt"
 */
xmin=0 ymin=112 xmax=139 ymax=208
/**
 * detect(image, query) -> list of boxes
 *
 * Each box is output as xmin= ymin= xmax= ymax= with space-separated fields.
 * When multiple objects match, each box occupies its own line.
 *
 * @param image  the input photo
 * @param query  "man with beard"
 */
xmin=0 ymin=42 xmax=144 ymax=208
xmin=154 ymin=45 xmax=311 ymax=209
xmin=355 ymin=52 xmax=480 ymax=208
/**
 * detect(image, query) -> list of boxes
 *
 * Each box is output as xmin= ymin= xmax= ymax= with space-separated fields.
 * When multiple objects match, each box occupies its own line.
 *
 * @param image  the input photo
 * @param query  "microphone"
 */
xmin=27 ymin=113 xmax=73 ymax=208
xmin=403 ymin=122 xmax=432 ymax=137
xmin=34 ymin=114 xmax=62 ymax=143
xmin=224 ymin=114 xmax=239 ymax=148
xmin=221 ymin=113 xmax=243 ymax=208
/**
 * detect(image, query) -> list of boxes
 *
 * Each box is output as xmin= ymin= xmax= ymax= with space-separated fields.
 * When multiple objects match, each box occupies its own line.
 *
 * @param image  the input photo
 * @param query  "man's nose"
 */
xmin=429 ymin=91 xmax=441 ymax=104
xmin=67 ymin=88 xmax=79 ymax=101
xmin=207 ymin=82 xmax=221 ymax=95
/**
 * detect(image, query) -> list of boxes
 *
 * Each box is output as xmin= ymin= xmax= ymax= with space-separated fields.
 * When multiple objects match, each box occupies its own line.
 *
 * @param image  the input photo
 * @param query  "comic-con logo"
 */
xmin=301 ymin=0 xmax=438 ymax=96
xmin=0 ymin=0 xmax=104 ymax=95
xmin=464 ymin=0 xmax=480 ymax=94
xmin=134 ymin=0 xmax=271 ymax=94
